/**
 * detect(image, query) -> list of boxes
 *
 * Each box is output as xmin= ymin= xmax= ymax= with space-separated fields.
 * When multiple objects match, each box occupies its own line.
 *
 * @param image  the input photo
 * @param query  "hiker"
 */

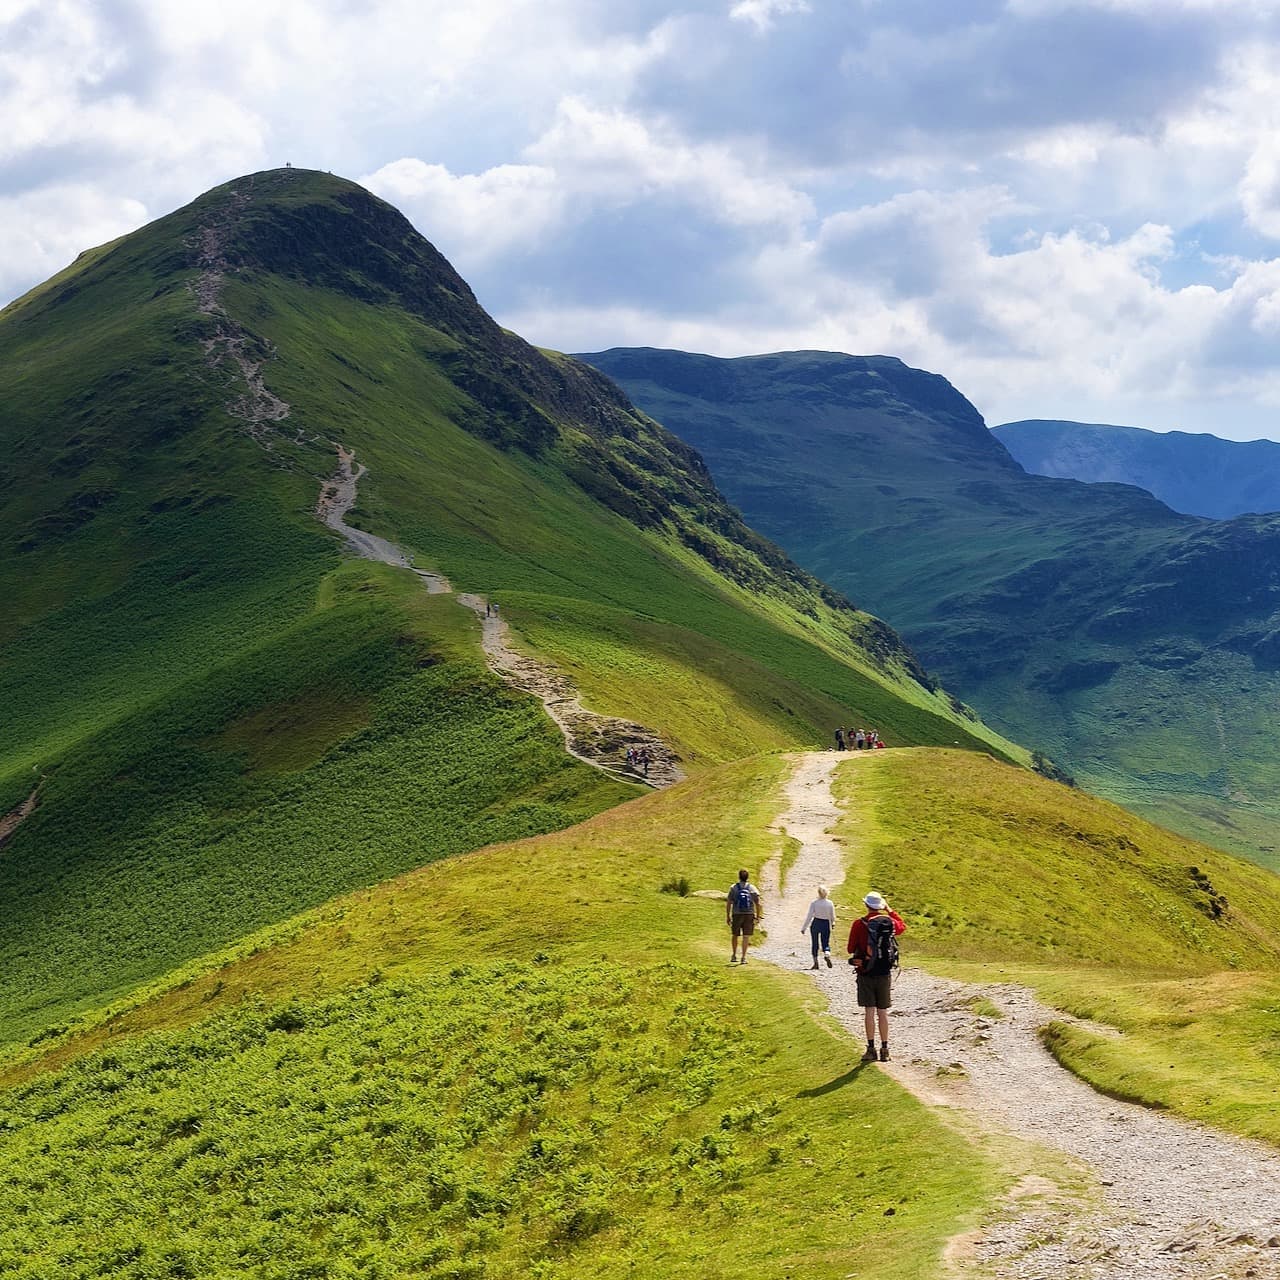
xmin=638 ymin=746 xmax=651 ymax=777
xmin=847 ymin=891 xmax=905 ymax=1062
xmin=834 ymin=727 xmax=845 ymax=751
xmin=726 ymin=868 xmax=762 ymax=965
xmin=800 ymin=885 xmax=836 ymax=969
xmin=854 ymin=729 xmax=866 ymax=750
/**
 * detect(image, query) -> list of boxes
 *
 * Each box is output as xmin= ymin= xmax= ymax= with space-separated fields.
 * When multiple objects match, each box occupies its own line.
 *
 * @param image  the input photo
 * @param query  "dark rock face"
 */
xmin=995 ymin=419 xmax=1280 ymax=519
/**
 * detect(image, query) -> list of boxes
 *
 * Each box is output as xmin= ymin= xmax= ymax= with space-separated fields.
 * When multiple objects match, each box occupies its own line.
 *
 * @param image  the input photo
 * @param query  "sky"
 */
xmin=9 ymin=0 xmax=1280 ymax=438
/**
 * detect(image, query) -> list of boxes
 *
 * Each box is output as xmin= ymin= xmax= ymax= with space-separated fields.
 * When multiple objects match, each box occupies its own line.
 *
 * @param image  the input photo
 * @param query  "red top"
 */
xmin=847 ymin=909 xmax=905 ymax=960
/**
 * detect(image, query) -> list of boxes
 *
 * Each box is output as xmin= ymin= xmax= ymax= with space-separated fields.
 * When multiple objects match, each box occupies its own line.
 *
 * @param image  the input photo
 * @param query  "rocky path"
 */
xmin=189 ymin=177 xmax=291 ymax=442
xmin=316 ymin=445 xmax=449 ymax=593
xmin=755 ymin=752 xmax=1280 ymax=1280
xmin=0 ymin=781 xmax=42 ymax=849
xmin=187 ymin=184 xmax=682 ymax=792
xmin=314 ymin=446 xmax=683 ymax=789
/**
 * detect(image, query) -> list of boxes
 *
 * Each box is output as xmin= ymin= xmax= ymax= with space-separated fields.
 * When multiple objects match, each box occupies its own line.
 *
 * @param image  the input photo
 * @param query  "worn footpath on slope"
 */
xmin=315 ymin=445 xmax=683 ymax=789
xmin=186 ymin=174 xmax=680 ymax=791
xmin=753 ymin=752 xmax=1280 ymax=1280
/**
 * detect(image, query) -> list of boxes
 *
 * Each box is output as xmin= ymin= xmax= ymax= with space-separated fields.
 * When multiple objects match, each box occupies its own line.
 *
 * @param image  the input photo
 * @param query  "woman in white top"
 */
xmin=800 ymin=885 xmax=836 ymax=969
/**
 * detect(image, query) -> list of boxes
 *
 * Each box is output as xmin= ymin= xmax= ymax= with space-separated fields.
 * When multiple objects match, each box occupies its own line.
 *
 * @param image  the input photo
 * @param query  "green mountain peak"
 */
xmin=0 ymin=172 xmax=1015 ymax=1045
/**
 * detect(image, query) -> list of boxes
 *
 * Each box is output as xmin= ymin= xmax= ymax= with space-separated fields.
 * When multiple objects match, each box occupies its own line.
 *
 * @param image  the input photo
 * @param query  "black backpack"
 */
xmin=729 ymin=882 xmax=755 ymax=913
xmin=864 ymin=915 xmax=899 ymax=976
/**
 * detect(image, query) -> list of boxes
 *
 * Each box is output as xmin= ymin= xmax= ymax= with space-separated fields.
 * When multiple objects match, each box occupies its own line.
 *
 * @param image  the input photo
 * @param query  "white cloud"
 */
xmin=526 ymin=97 xmax=813 ymax=229
xmin=361 ymin=159 xmax=564 ymax=266
xmin=0 ymin=185 xmax=146 ymax=304
xmin=8 ymin=1 xmax=1280 ymax=437
xmin=729 ymin=0 xmax=811 ymax=32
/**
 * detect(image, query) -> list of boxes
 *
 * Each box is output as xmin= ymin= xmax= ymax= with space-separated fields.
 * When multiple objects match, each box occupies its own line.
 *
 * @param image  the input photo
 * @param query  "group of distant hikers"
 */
xmin=834 ymin=726 xmax=882 ymax=751
xmin=625 ymin=745 xmax=653 ymax=776
xmin=726 ymin=869 xmax=904 ymax=1064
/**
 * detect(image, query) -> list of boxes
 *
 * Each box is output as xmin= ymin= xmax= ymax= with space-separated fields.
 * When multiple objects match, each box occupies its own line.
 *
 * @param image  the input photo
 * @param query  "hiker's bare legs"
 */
xmin=876 ymin=1008 xmax=889 ymax=1042
xmin=863 ymin=1007 xmax=876 ymax=1041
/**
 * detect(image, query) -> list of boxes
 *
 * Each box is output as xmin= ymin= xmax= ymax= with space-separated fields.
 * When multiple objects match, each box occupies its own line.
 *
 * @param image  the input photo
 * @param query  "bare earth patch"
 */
xmin=755 ymin=752 xmax=1280 ymax=1280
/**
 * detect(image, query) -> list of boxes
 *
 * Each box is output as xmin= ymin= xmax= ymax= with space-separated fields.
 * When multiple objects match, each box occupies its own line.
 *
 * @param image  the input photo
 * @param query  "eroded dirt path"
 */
xmin=189 ymin=177 xmax=291 ymax=442
xmin=314 ymin=446 xmax=682 ymax=789
xmin=316 ymin=445 xmax=450 ymax=593
xmin=190 ymin=182 xmax=681 ymax=790
xmin=755 ymin=752 xmax=1280 ymax=1280
xmin=0 ymin=781 xmax=42 ymax=849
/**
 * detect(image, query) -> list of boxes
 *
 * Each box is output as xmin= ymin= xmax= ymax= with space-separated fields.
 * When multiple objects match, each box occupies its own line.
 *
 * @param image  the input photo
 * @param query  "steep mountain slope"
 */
xmin=581 ymin=347 xmax=1280 ymax=867
xmin=0 ymin=171 xmax=1011 ymax=1045
xmin=996 ymin=418 xmax=1280 ymax=519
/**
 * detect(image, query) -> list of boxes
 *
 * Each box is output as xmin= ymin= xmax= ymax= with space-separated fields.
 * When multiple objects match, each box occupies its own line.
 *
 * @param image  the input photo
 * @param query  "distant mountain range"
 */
xmin=582 ymin=347 xmax=1280 ymax=868
xmin=994 ymin=419 xmax=1280 ymax=519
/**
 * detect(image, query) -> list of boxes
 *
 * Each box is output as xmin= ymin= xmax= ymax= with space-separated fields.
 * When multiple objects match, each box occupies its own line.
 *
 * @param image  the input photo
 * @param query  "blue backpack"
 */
xmin=729 ymin=881 xmax=755 ymax=913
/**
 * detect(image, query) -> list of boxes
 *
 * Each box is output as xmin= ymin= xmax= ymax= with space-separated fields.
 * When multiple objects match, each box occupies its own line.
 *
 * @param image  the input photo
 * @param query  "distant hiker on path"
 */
xmin=848 ymin=891 xmax=905 ymax=1062
xmin=800 ymin=885 xmax=836 ymax=969
xmin=834 ymin=727 xmax=845 ymax=751
xmin=727 ymin=868 xmax=762 ymax=965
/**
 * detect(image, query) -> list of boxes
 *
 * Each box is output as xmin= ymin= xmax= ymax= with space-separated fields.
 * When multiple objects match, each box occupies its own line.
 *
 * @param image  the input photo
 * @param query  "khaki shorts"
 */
xmin=856 ymin=972 xmax=892 ymax=1009
xmin=730 ymin=913 xmax=757 ymax=938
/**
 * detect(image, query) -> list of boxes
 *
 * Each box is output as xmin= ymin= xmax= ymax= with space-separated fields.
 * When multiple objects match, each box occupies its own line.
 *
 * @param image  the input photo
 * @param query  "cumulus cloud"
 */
xmin=361 ymin=160 xmax=564 ymax=266
xmin=525 ymin=97 xmax=812 ymax=228
xmin=9 ymin=1 xmax=1280 ymax=436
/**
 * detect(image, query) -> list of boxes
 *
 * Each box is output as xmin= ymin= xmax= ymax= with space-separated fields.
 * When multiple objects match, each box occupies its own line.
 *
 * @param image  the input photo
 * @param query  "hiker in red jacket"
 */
xmin=847 ymin=891 xmax=905 ymax=1062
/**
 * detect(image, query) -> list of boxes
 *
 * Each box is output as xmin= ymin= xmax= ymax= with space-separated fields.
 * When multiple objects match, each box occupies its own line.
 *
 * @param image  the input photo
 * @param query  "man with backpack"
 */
xmin=847 ymin=891 xmax=905 ymax=1061
xmin=726 ymin=868 xmax=762 ymax=965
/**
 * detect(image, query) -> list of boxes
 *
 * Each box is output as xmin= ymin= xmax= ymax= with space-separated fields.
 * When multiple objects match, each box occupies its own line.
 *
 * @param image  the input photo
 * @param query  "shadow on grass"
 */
xmin=795 ymin=1064 xmax=873 ymax=1098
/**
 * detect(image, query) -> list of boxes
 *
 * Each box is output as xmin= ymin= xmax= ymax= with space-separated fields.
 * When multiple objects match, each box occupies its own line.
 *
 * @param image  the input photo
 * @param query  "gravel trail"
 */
xmin=755 ymin=752 xmax=1280 ymax=1280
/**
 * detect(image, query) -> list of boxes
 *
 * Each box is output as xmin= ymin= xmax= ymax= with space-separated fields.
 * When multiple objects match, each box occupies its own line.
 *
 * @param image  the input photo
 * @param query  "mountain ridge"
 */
xmin=0 ymin=169 xmax=1015 ymax=1043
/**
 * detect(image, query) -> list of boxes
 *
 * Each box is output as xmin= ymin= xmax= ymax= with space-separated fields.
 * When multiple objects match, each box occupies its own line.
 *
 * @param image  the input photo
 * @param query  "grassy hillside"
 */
xmin=840 ymin=749 xmax=1280 ymax=1142
xmin=583 ymin=347 xmax=1280 ymax=868
xmin=0 ymin=758 xmax=1004 ymax=1280
xmin=6 ymin=748 xmax=1280 ymax=1274
xmin=0 ymin=171 xmax=1016 ymax=1046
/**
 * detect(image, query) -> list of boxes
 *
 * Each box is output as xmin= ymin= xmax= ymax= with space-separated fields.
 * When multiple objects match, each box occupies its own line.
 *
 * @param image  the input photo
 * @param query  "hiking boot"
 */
xmin=729 ymin=956 xmax=738 ymax=965
xmin=861 ymin=1045 xmax=878 ymax=1063
xmin=823 ymin=952 xmax=832 ymax=968
xmin=810 ymin=960 xmax=820 ymax=970
xmin=879 ymin=1045 xmax=891 ymax=1062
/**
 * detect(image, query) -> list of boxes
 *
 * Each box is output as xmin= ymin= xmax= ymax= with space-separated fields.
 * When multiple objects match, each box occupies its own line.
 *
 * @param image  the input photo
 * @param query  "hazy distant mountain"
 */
xmin=994 ymin=419 xmax=1280 ymax=519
